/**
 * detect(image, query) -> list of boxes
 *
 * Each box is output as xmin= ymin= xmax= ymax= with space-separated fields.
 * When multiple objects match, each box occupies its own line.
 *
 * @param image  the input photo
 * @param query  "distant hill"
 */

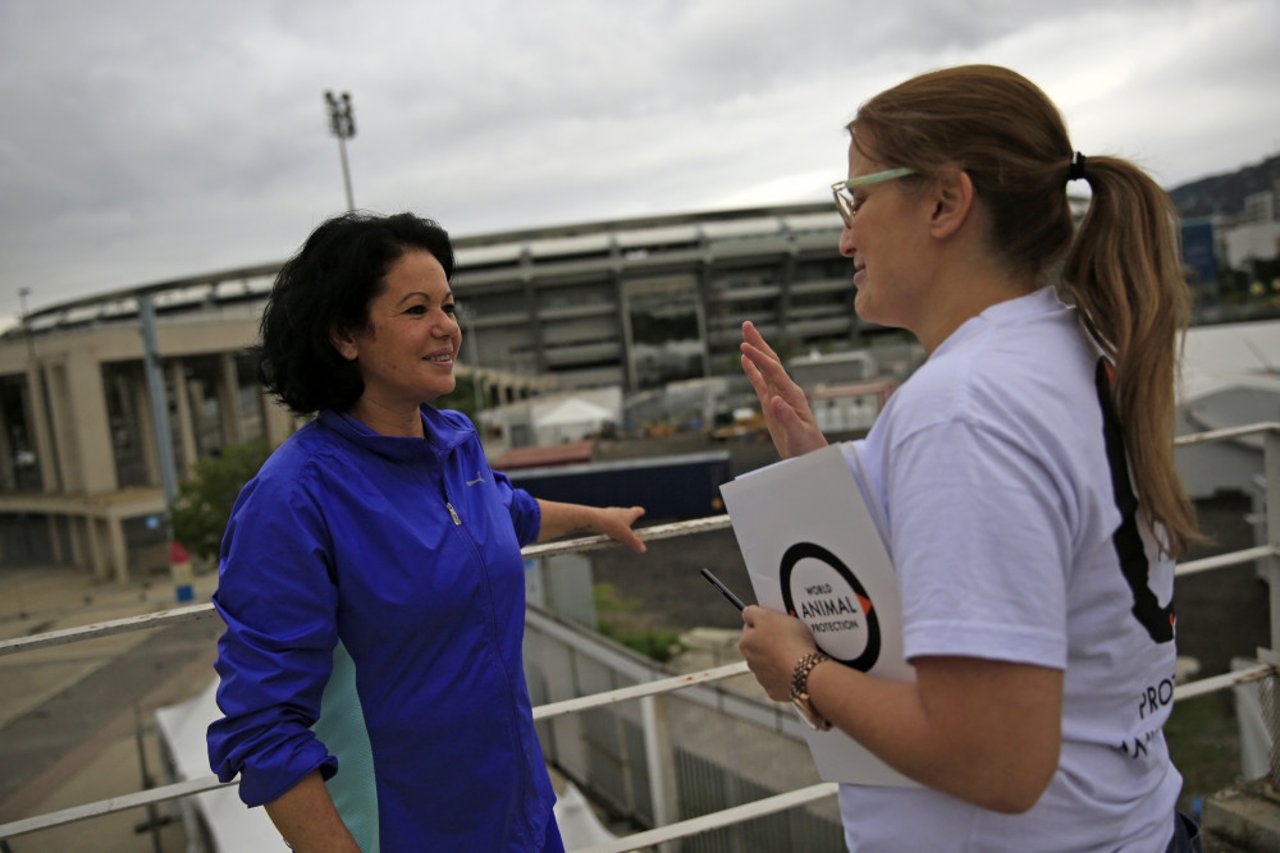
xmin=1168 ymin=152 xmax=1280 ymax=219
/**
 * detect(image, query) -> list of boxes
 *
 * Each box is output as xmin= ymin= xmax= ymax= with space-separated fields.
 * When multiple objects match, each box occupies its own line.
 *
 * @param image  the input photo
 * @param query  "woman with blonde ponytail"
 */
xmin=736 ymin=65 xmax=1200 ymax=851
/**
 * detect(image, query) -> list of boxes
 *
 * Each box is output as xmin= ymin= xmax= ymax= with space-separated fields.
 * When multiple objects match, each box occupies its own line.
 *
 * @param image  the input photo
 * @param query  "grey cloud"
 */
xmin=0 ymin=0 xmax=1276 ymax=319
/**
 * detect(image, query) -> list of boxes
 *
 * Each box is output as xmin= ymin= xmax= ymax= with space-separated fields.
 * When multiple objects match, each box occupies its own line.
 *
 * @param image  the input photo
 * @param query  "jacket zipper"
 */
xmin=437 ymin=469 xmax=462 ymax=526
xmin=438 ymin=453 xmax=529 ymax=797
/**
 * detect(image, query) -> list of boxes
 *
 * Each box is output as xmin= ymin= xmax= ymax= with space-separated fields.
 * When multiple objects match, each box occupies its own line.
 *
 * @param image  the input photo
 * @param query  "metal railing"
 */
xmin=2 ymin=422 xmax=1279 ymax=848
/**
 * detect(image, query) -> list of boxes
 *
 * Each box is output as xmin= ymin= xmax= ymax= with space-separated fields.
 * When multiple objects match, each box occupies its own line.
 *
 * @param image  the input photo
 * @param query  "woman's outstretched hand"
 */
xmin=740 ymin=321 xmax=827 ymax=459
xmin=590 ymin=505 xmax=647 ymax=553
xmin=535 ymin=500 xmax=647 ymax=553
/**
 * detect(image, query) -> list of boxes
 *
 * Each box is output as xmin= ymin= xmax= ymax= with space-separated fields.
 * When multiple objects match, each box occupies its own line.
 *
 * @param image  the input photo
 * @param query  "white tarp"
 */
xmin=154 ymin=679 xmax=283 ymax=851
xmin=532 ymin=396 xmax=618 ymax=445
xmin=535 ymin=397 xmax=615 ymax=428
xmin=1175 ymin=318 xmax=1280 ymax=497
xmin=1181 ymin=317 xmax=1280 ymax=402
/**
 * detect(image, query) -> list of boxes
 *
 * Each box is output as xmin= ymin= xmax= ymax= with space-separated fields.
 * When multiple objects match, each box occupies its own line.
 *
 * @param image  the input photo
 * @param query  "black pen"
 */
xmin=700 ymin=567 xmax=746 ymax=612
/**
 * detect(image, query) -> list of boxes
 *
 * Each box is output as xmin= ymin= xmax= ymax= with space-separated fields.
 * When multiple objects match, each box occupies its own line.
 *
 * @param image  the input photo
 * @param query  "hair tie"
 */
xmin=1067 ymin=151 xmax=1087 ymax=182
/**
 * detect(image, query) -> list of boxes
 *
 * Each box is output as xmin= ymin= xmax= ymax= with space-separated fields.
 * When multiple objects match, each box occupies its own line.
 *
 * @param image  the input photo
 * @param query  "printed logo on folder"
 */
xmin=781 ymin=541 xmax=881 ymax=671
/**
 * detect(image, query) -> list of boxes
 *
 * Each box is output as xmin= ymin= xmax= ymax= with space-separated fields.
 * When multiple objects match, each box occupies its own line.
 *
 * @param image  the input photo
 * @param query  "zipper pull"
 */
xmin=446 ymin=502 xmax=461 ymax=526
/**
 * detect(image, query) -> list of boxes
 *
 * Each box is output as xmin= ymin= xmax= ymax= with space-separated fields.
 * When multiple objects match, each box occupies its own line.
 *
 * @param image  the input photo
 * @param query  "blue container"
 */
xmin=507 ymin=451 xmax=732 ymax=521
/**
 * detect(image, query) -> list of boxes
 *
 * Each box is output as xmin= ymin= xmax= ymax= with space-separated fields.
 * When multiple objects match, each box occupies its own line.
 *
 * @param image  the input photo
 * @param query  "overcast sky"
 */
xmin=1 ymin=0 xmax=1277 ymax=322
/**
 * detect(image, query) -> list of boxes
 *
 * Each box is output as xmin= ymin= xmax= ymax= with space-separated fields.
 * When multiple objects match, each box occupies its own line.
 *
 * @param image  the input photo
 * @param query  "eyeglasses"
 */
xmin=830 ymin=166 xmax=917 ymax=226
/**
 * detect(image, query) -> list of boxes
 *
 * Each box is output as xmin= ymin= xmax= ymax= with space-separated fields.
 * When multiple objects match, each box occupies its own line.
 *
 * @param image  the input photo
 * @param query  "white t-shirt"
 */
xmin=839 ymin=287 xmax=1181 ymax=852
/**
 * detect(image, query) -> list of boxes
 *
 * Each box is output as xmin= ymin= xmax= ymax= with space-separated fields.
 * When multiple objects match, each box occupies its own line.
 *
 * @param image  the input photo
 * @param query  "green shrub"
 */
xmin=170 ymin=439 xmax=272 ymax=560
xmin=594 ymin=583 xmax=686 ymax=663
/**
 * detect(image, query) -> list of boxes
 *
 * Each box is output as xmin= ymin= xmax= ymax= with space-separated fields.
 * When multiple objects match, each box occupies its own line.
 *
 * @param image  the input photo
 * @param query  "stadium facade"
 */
xmin=1 ymin=202 xmax=878 ymax=579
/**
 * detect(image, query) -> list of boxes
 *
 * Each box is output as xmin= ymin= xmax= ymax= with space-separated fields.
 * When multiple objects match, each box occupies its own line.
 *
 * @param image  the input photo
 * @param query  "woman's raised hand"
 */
xmin=740 ymin=321 xmax=827 ymax=459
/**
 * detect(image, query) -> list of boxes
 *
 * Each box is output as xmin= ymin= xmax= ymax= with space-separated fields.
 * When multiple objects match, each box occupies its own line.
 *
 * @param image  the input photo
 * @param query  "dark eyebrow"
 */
xmin=395 ymin=290 xmax=454 ymax=306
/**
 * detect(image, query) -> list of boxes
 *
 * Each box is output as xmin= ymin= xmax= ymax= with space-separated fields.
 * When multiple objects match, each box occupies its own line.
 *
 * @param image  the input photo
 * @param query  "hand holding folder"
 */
xmin=719 ymin=442 xmax=919 ymax=787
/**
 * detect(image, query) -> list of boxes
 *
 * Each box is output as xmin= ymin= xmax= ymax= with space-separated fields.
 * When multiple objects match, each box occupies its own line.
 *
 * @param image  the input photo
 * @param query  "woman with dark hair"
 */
xmin=207 ymin=212 xmax=645 ymax=852
xmin=736 ymin=66 xmax=1200 ymax=851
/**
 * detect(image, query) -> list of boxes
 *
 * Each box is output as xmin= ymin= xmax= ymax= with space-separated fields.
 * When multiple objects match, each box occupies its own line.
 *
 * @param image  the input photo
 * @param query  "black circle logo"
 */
xmin=780 ymin=541 xmax=881 ymax=671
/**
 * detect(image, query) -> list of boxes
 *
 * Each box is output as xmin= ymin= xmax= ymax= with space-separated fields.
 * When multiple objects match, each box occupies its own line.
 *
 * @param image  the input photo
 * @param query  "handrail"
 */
xmin=521 ymin=513 xmax=731 ymax=559
xmin=0 ymin=661 xmax=757 ymax=840
xmin=3 ymin=420 xmax=1279 ymax=845
xmin=0 ymin=602 xmax=220 ymax=657
xmin=1174 ymin=663 xmax=1278 ymax=701
xmin=0 ymin=517 xmax=735 ymax=649
xmin=576 ymin=782 xmax=841 ymax=853
xmin=0 ymin=776 xmax=231 ymax=839
xmin=1176 ymin=544 xmax=1278 ymax=577
xmin=532 ymin=661 xmax=751 ymax=719
xmin=1172 ymin=421 xmax=1280 ymax=446
xmin=0 ymin=516 xmax=733 ymax=659
xmin=4 ymin=538 xmax=1273 ymax=658
xmin=3 ymin=659 xmax=1275 ymax=842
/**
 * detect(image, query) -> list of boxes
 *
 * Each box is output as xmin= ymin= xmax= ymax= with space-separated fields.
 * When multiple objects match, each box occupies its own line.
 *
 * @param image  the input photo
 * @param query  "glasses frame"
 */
xmin=831 ymin=167 xmax=917 ymax=225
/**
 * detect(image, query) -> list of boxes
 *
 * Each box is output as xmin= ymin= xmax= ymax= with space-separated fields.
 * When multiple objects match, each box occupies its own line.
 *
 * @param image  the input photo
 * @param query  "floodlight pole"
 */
xmin=324 ymin=90 xmax=357 ymax=212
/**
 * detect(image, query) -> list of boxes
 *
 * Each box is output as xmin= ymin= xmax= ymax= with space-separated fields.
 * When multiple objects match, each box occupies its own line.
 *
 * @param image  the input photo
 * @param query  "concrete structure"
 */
xmin=1243 ymin=187 xmax=1279 ymax=226
xmin=0 ymin=295 xmax=295 ymax=582
xmin=448 ymin=202 xmax=872 ymax=389
xmin=1225 ymin=220 xmax=1280 ymax=271
xmin=0 ymin=203 xmax=873 ymax=579
xmin=1203 ymin=183 xmax=1280 ymax=287
xmin=2 ymin=194 xmax=1127 ymax=580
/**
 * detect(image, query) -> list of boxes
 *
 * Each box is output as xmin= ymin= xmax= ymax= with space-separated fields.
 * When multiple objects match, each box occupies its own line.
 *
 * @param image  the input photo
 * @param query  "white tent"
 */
xmin=533 ymin=397 xmax=616 ymax=444
xmin=535 ymin=397 xmax=615 ymax=428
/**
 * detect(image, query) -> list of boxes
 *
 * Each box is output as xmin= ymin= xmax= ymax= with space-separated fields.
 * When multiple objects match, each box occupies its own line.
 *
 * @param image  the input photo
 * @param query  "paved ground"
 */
xmin=0 ymin=567 xmax=222 ymax=852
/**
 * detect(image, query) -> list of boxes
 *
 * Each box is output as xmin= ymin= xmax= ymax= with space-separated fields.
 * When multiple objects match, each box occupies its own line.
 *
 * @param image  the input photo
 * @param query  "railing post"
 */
xmin=1265 ymin=430 xmax=1280 ymax=658
xmin=640 ymin=694 xmax=679 ymax=853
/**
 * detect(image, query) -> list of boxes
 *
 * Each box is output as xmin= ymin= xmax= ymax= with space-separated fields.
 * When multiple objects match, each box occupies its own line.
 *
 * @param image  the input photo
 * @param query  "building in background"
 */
xmin=10 ymin=194 xmax=1202 ymax=581
xmin=0 ymin=291 xmax=293 ymax=582
xmin=0 ymin=203 xmax=865 ymax=579
xmin=448 ymin=202 xmax=872 ymax=390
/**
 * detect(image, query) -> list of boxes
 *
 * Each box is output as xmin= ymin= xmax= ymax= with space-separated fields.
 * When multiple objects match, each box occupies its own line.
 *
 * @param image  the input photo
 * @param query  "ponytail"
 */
xmin=1061 ymin=158 xmax=1199 ymax=556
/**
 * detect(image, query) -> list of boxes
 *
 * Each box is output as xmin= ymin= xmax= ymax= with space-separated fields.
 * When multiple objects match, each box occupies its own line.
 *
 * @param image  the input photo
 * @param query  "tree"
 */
xmin=170 ymin=439 xmax=272 ymax=560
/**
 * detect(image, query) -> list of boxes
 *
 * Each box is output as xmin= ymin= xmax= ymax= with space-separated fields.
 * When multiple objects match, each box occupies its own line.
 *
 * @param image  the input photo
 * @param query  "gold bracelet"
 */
xmin=790 ymin=651 xmax=831 ymax=700
xmin=789 ymin=651 xmax=832 ymax=731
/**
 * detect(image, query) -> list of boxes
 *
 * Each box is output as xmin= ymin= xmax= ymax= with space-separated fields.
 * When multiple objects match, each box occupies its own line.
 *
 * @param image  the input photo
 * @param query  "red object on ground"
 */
xmin=168 ymin=541 xmax=191 ymax=565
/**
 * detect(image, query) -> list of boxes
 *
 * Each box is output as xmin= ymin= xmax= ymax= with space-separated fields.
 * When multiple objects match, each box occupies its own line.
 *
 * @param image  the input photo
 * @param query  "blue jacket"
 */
xmin=207 ymin=406 xmax=558 ymax=851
